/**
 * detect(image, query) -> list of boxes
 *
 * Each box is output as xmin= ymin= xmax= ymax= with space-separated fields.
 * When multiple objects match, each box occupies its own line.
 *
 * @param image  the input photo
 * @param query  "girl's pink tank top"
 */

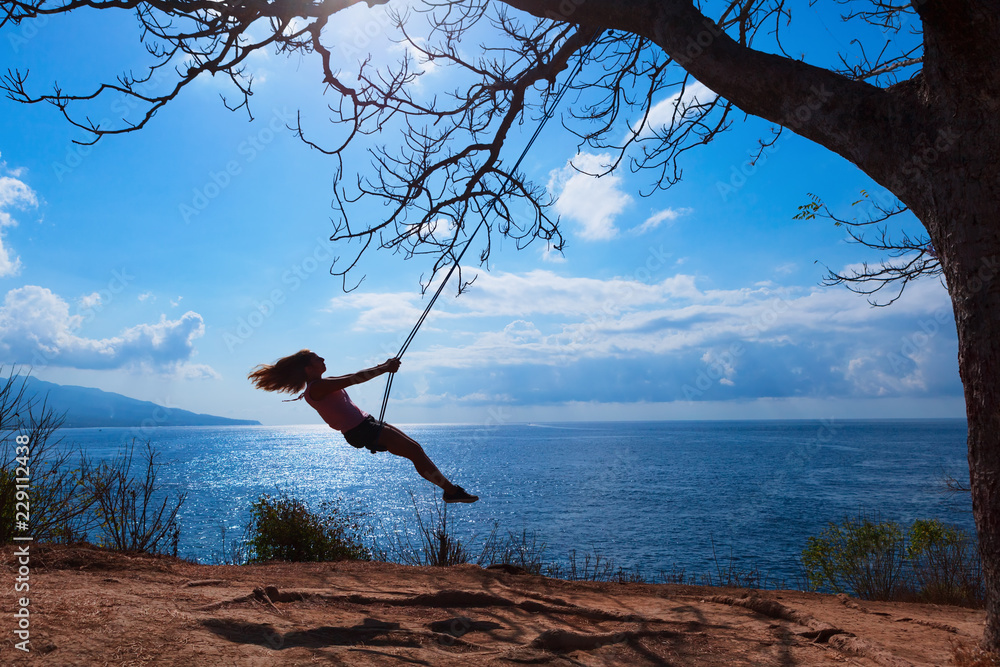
xmin=303 ymin=381 xmax=369 ymax=432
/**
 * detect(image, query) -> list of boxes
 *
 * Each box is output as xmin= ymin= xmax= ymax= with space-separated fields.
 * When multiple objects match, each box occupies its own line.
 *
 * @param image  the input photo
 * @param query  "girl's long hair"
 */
xmin=248 ymin=349 xmax=314 ymax=394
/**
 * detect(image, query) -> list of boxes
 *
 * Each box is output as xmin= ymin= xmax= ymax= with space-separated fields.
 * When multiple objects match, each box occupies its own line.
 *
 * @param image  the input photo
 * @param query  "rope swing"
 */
xmin=376 ymin=36 xmax=596 ymax=427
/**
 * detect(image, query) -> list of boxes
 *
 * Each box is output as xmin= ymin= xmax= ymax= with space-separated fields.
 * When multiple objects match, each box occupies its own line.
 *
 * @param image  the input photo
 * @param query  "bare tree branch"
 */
xmin=0 ymin=0 xmax=935 ymax=294
xmin=794 ymin=190 xmax=941 ymax=306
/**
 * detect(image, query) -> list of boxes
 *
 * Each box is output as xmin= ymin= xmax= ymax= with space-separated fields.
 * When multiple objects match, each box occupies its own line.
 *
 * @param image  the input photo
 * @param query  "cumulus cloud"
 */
xmin=0 ymin=285 xmax=213 ymax=375
xmin=548 ymin=152 xmax=632 ymax=241
xmin=543 ymin=84 xmax=712 ymax=243
xmin=328 ymin=269 xmax=961 ymax=405
xmin=328 ymin=288 xmax=431 ymax=332
xmin=0 ymin=155 xmax=38 ymax=277
xmin=330 ymin=268 xmax=694 ymax=330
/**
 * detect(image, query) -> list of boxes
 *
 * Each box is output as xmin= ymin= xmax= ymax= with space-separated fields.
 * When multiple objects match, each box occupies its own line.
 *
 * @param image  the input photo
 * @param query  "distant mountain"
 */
xmin=21 ymin=377 xmax=261 ymax=428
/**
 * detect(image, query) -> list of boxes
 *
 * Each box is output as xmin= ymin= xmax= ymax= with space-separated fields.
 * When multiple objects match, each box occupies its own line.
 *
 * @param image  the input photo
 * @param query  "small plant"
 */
xmin=612 ymin=566 xmax=647 ymax=584
xmin=802 ymin=511 xmax=907 ymax=600
xmin=709 ymin=537 xmax=768 ymax=589
xmin=210 ymin=523 xmax=252 ymax=565
xmin=482 ymin=528 xmax=548 ymax=575
xmin=1 ymin=371 xmax=95 ymax=544
xmin=374 ymin=491 xmax=475 ymax=566
xmin=547 ymin=549 xmax=618 ymax=582
xmin=246 ymin=491 xmax=371 ymax=563
xmin=81 ymin=439 xmax=187 ymax=554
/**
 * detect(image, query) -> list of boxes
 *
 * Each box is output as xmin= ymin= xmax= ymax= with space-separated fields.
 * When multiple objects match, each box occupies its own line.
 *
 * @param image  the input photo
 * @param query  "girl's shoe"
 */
xmin=443 ymin=486 xmax=479 ymax=503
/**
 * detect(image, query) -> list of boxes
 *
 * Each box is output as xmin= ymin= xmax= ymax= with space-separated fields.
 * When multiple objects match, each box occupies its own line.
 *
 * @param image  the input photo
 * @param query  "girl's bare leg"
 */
xmin=377 ymin=425 xmax=459 ymax=494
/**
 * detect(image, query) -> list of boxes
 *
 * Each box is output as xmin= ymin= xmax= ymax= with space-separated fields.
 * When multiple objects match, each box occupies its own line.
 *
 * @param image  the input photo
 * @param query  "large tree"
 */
xmin=3 ymin=0 xmax=999 ymax=649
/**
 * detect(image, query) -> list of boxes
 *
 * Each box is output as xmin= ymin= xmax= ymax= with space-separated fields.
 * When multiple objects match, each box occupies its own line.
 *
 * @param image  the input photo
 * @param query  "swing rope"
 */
xmin=376 ymin=35 xmax=595 ymax=426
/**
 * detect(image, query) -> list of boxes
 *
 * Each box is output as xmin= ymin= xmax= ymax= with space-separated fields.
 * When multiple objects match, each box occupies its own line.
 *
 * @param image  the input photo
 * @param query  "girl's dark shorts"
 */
xmin=343 ymin=416 xmax=389 ymax=453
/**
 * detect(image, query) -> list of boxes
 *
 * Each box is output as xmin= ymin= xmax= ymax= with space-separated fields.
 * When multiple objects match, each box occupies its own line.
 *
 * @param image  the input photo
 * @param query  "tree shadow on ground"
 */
xmin=200 ymin=617 xmax=416 ymax=650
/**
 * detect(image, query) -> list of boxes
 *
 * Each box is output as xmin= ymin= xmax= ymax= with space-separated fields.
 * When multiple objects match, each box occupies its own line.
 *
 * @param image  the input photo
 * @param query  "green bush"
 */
xmin=246 ymin=491 xmax=371 ymax=563
xmin=908 ymin=519 xmax=983 ymax=607
xmin=803 ymin=514 xmax=984 ymax=607
xmin=802 ymin=512 xmax=907 ymax=600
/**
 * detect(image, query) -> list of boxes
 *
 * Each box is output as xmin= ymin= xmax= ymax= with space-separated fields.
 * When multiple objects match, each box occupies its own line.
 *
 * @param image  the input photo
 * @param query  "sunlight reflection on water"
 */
xmin=57 ymin=419 xmax=971 ymax=583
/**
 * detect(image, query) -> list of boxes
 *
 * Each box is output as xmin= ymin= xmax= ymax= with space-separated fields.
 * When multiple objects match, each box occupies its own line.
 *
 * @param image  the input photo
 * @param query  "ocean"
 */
xmin=55 ymin=419 xmax=973 ymax=584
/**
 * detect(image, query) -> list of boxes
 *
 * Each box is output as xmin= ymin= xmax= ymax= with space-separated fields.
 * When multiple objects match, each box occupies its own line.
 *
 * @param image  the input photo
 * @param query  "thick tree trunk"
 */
xmin=912 ymin=3 xmax=1000 ymax=649
xmin=503 ymin=0 xmax=1000 ymax=647
xmin=964 ymin=288 xmax=1000 ymax=649
xmin=930 ymin=192 xmax=1000 ymax=648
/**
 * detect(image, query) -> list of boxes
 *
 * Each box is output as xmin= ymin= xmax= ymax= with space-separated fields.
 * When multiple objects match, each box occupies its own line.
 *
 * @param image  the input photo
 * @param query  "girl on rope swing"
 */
xmin=249 ymin=350 xmax=478 ymax=503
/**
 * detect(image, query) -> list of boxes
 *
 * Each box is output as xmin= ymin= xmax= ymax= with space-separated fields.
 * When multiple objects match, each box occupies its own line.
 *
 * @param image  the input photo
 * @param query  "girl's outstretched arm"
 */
xmin=309 ymin=358 xmax=400 ymax=399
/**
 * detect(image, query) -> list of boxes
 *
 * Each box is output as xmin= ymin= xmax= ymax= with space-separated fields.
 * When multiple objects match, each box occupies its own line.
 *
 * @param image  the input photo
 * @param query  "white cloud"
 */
xmin=629 ymin=81 xmax=717 ymax=142
xmin=539 ymin=245 xmax=567 ymax=264
xmin=0 ymin=285 xmax=213 ymax=374
xmin=0 ymin=177 xmax=36 ymax=216
xmin=0 ymin=249 xmax=22 ymax=278
xmin=327 ymin=269 xmax=959 ymax=405
xmin=393 ymin=36 xmax=441 ymax=80
xmin=79 ymin=292 xmax=102 ymax=309
xmin=631 ymin=207 xmax=693 ymax=235
xmin=173 ymin=362 xmax=221 ymax=380
xmin=548 ymin=152 xmax=632 ymax=241
xmin=0 ymin=156 xmax=38 ymax=277
xmin=328 ymin=288 xmax=430 ymax=332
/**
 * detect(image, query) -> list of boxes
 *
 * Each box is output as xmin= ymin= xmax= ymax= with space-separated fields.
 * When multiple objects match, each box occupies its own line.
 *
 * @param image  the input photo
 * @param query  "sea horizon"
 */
xmin=46 ymin=418 xmax=974 ymax=585
xmin=59 ymin=415 xmax=970 ymax=431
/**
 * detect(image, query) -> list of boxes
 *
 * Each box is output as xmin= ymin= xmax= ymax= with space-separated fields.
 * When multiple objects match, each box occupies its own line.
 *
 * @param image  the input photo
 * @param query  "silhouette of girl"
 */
xmin=249 ymin=350 xmax=478 ymax=503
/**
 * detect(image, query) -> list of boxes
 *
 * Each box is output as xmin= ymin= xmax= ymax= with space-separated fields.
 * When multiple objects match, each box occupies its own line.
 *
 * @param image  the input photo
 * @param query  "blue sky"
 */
xmin=0 ymin=3 xmax=964 ymax=425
